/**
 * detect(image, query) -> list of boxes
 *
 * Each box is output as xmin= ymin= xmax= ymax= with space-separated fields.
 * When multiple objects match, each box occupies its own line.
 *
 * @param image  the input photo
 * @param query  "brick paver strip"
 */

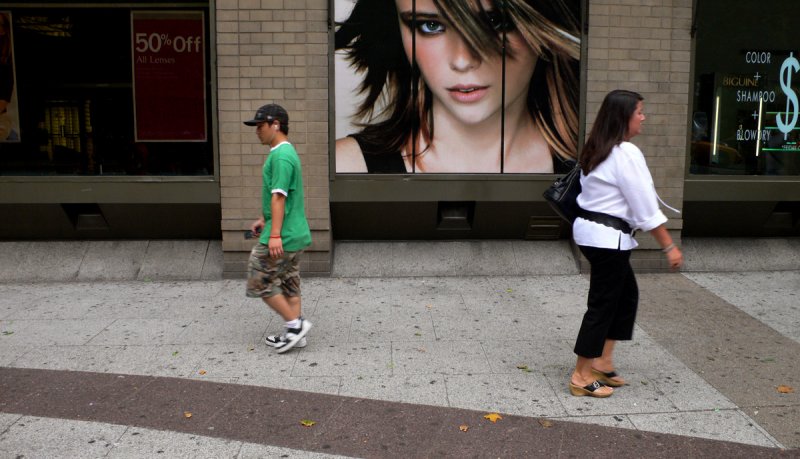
xmin=637 ymin=274 xmax=800 ymax=449
xmin=0 ymin=367 xmax=789 ymax=458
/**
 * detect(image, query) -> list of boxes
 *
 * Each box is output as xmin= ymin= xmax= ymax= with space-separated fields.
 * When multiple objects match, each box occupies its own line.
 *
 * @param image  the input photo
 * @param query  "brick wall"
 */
xmin=217 ymin=0 xmax=693 ymax=276
xmin=581 ymin=0 xmax=692 ymax=272
xmin=217 ymin=0 xmax=331 ymax=278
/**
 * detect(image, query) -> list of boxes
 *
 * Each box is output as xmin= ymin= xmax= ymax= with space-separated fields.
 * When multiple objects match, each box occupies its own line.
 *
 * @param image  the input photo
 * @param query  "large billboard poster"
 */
xmin=334 ymin=0 xmax=581 ymax=174
xmin=132 ymin=11 xmax=206 ymax=142
xmin=0 ymin=11 xmax=20 ymax=142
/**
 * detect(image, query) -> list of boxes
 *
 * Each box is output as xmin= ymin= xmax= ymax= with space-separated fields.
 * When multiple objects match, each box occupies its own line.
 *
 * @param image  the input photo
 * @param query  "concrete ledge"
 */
xmin=1 ymin=238 xmax=798 ymax=282
xmin=0 ymin=240 xmax=223 ymax=283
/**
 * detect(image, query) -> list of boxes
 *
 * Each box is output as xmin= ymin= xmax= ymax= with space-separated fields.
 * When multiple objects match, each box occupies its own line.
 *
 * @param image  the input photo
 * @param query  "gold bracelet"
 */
xmin=662 ymin=243 xmax=676 ymax=253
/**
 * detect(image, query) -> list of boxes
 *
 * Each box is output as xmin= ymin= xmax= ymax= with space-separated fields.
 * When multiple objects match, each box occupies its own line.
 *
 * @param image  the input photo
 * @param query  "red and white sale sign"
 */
xmin=132 ymin=11 xmax=206 ymax=142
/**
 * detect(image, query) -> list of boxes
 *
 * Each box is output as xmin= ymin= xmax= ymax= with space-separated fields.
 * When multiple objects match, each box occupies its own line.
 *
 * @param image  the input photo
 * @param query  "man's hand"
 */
xmin=250 ymin=217 xmax=265 ymax=237
xmin=268 ymin=236 xmax=283 ymax=258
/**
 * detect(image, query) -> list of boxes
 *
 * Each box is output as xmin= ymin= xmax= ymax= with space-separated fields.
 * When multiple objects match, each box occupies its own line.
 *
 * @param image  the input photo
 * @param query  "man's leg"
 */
xmin=262 ymin=293 xmax=297 ymax=321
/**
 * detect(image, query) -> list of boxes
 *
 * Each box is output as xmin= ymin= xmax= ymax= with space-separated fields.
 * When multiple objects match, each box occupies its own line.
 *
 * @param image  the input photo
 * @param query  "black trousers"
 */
xmin=574 ymin=245 xmax=639 ymax=358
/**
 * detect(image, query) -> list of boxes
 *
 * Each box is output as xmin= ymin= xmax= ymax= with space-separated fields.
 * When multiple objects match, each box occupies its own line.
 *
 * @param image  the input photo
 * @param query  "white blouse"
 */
xmin=572 ymin=142 xmax=669 ymax=250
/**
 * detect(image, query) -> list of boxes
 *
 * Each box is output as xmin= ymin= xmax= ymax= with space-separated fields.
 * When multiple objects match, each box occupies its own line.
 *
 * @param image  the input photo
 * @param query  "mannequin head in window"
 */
xmin=335 ymin=0 xmax=580 ymax=173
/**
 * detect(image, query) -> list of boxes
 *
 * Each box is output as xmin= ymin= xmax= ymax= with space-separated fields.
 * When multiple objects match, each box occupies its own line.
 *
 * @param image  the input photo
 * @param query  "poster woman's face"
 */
xmin=395 ymin=0 xmax=538 ymax=126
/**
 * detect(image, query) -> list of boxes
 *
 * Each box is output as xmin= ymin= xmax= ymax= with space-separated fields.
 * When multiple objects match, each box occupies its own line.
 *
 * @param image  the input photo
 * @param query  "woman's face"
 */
xmin=626 ymin=101 xmax=646 ymax=140
xmin=394 ymin=0 xmax=538 ymax=126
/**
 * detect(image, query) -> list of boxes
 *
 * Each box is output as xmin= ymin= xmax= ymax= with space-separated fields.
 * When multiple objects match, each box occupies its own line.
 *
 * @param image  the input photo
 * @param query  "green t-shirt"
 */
xmin=260 ymin=142 xmax=312 ymax=251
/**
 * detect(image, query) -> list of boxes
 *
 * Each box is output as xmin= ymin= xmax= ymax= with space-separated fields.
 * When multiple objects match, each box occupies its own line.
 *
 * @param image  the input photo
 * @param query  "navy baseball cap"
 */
xmin=243 ymin=104 xmax=289 ymax=127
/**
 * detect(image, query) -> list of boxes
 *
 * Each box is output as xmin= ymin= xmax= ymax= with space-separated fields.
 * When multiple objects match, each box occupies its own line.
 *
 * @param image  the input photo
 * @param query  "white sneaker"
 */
xmin=264 ymin=334 xmax=307 ymax=348
xmin=275 ymin=318 xmax=313 ymax=354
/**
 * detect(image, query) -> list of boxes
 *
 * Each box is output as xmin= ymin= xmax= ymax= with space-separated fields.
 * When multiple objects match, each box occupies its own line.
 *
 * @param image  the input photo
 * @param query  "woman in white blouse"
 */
xmin=569 ymin=89 xmax=683 ymax=398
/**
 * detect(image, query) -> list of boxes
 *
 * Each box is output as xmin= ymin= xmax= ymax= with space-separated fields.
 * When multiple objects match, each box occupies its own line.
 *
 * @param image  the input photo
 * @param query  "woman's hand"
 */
xmin=665 ymin=246 xmax=683 ymax=271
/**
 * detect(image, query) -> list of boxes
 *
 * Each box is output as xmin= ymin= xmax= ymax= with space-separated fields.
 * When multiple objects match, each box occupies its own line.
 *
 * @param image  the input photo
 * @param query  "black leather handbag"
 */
xmin=543 ymin=163 xmax=581 ymax=223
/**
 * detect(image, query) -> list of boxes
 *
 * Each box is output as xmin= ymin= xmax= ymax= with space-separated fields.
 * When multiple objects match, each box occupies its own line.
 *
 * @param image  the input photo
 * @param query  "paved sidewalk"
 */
xmin=1 ymin=272 xmax=798 ymax=455
xmin=0 ymin=239 xmax=798 ymax=457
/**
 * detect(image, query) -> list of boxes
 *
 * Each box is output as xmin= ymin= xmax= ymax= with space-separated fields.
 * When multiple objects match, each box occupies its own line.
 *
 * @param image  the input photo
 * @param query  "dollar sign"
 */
xmin=777 ymin=52 xmax=799 ymax=140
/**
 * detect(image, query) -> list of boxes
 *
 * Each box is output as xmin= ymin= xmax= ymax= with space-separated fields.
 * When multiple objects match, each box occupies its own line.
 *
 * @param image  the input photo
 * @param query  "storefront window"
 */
xmin=0 ymin=7 xmax=212 ymax=176
xmin=691 ymin=0 xmax=799 ymax=175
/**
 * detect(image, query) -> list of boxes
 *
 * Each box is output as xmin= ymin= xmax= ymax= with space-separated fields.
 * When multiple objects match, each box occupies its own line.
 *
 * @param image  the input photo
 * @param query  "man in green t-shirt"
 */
xmin=244 ymin=104 xmax=312 ymax=353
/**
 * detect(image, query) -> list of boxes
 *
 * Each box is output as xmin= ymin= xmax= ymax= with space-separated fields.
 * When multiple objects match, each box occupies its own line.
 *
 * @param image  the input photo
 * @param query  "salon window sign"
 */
xmin=131 ymin=11 xmax=206 ymax=142
xmin=715 ymin=50 xmax=800 ymax=159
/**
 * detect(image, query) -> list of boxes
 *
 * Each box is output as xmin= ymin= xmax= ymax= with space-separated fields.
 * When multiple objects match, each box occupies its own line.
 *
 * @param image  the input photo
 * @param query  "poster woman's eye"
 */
xmin=418 ymin=20 xmax=446 ymax=35
xmin=400 ymin=14 xmax=447 ymax=36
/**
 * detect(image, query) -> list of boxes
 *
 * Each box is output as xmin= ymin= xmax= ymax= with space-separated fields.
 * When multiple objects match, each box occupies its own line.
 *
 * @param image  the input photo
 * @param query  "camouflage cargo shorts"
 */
xmin=246 ymin=243 xmax=303 ymax=298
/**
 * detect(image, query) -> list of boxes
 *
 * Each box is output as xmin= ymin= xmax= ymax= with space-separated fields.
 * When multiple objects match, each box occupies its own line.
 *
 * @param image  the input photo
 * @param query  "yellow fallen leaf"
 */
xmin=459 ymin=424 xmax=469 ymax=432
xmin=538 ymin=419 xmax=554 ymax=428
xmin=300 ymin=419 xmax=316 ymax=427
xmin=777 ymin=385 xmax=794 ymax=394
xmin=198 ymin=370 xmax=207 ymax=375
xmin=484 ymin=413 xmax=502 ymax=423
xmin=183 ymin=411 xmax=192 ymax=418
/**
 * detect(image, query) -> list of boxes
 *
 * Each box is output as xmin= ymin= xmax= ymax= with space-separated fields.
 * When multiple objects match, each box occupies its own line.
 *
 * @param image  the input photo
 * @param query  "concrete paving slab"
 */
xmin=0 ymin=415 xmax=127 ymax=458
xmin=452 ymin=240 xmax=518 ymax=276
xmin=177 ymin=316 xmax=266 ymax=345
xmin=331 ymin=241 xmax=395 ymax=277
xmin=481 ymin=339 xmax=576 ymax=374
xmin=0 ymin=345 xmax=30 ymax=367
xmin=77 ymin=240 xmax=148 ymax=281
xmin=11 ymin=345 xmax=132 ymax=373
xmin=4 ymin=293 xmax=101 ymax=320
xmin=86 ymin=318 xmax=194 ymax=346
xmin=200 ymin=239 xmax=224 ymax=280
xmin=682 ymin=238 xmax=768 ymax=272
xmin=290 ymin=343 xmax=392 ymax=377
xmin=2 ymin=318 xmax=112 ymax=346
xmin=8 ymin=344 xmax=209 ymax=379
xmin=138 ymin=240 xmax=209 ymax=281
xmin=109 ymin=424 xmax=242 ymax=458
xmin=445 ymin=373 xmax=569 ymax=418
xmin=7 ymin=241 xmax=89 ymax=282
xmin=300 ymin=307 xmax=355 ymax=344
xmin=338 ymin=374 xmax=448 ymax=406
xmin=544 ymin=366 xmax=682 ymax=417
xmin=386 ymin=241 xmax=479 ymax=277
xmin=348 ymin=304 xmax=435 ymax=343
xmin=392 ymin=340 xmax=491 ymax=375
xmin=679 ymin=238 xmax=709 ymax=271
xmin=196 ymin=344 xmax=301 ymax=381
xmin=0 ymin=242 xmax=31 ymax=281
xmin=0 ymin=413 xmax=21 ymax=434
xmin=512 ymin=240 xmax=580 ymax=275
xmin=627 ymin=409 xmax=781 ymax=448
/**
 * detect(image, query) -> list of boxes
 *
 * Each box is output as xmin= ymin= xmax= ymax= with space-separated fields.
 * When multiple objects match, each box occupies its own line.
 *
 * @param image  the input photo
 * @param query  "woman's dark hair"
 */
xmin=579 ymin=89 xmax=644 ymax=174
xmin=335 ymin=0 xmax=581 ymax=166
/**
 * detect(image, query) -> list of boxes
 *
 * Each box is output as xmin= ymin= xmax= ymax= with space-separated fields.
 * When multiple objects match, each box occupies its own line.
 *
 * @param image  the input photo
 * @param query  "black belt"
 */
xmin=578 ymin=209 xmax=633 ymax=234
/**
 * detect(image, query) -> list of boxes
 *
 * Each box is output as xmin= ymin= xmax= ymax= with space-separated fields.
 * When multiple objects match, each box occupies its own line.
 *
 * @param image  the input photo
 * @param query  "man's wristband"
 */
xmin=269 ymin=235 xmax=281 ymax=239
xmin=662 ymin=243 xmax=676 ymax=253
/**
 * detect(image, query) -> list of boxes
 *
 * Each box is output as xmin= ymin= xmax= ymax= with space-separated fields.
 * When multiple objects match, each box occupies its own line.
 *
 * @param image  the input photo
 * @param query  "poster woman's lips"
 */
xmin=447 ymin=85 xmax=488 ymax=103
